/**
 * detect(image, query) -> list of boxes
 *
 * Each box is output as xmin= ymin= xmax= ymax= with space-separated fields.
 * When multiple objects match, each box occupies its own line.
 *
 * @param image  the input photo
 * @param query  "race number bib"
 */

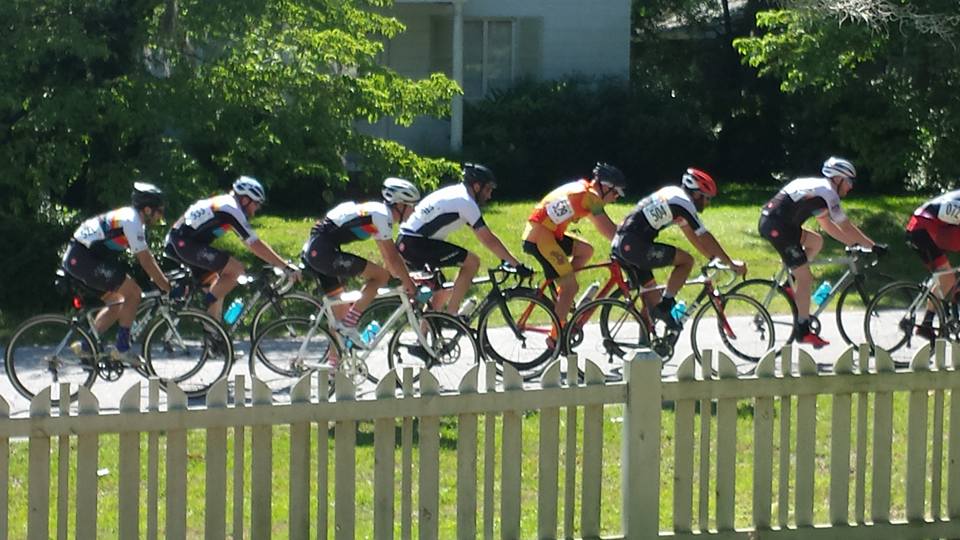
xmin=184 ymin=204 xmax=215 ymax=228
xmin=75 ymin=221 xmax=104 ymax=245
xmin=641 ymin=198 xmax=673 ymax=229
xmin=939 ymin=201 xmax=960 ymax=225
xmin=545 ymin=198 xmax=575 ymax=224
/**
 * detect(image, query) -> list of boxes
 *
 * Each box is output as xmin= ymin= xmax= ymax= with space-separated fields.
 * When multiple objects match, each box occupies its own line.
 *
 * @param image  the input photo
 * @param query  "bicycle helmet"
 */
xmin=821 ymin=157 xmax=856 ymax=182
xmin=131 ymin=182 xmax=164 ymax=209
xmin=462 ymin=163 xmax=497 ymax=187
xmin=382 ymin=177 xmax=421 ymax=204
xmin=232 ymin=175 xmax=267 ymax=203
xmin=592 ymin=162 xmax=626 ymax=197
xmin=681 ymin=167 xmax=717 ymax=198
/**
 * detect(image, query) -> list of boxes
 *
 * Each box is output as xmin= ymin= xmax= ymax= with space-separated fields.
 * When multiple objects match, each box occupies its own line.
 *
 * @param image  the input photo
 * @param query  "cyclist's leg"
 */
xmin=568 ymin=235 xmax=593 ymax=271
xmin=522 ymin=230 xmax=575 ymax=322
xmin=397 ymin=234 xmax=471 ymax=314
xmin=63 ymin=241 xmax=130 ymax=341
xmin=613 ymin=233 xmax=678 ymax=323
xmin=207 ymin=257 xmax=243 ymax=319
xmin=906 ymin=222 xmax=951 ymax=335
xmin=167 ymin=234 xmax=235 ymax=318
xmin=446 ymin=252 xmax=479 ymax=315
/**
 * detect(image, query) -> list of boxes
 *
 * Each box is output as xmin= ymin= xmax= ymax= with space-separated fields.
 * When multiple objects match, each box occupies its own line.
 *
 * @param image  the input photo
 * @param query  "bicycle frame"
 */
xmin=770 ymin=249 xmax=876 ymax=318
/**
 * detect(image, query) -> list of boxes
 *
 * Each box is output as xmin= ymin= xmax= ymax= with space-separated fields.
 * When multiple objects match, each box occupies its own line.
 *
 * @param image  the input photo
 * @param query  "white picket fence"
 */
xmin=2 ymin=342 xmax=960 ymax=539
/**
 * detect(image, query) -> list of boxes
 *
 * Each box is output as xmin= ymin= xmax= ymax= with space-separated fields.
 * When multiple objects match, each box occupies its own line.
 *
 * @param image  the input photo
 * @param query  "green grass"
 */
xmin=4 ymin=392 xmax=941 ymax=538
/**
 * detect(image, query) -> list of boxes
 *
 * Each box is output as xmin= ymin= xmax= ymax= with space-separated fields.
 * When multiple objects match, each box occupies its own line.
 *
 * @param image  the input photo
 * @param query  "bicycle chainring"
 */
xmin=652 ymin=338 xmax=674 ymax=359
xmin=97 ymin=360 xmax=125 ymax=382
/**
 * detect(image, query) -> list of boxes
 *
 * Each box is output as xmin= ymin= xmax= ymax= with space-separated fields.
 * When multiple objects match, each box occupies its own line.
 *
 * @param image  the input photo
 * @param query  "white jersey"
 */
xmin=72 ymin=207 xmax=149 ymax=254
xmin=310 ymin=201 xmax=393 ymax=244
xmin=171 ymin=194 xmax=259 ymax=245
xmin=619 ymin=185 xmax=707 ymax=238
xmin=400 ymin=183 xmax=485 ymax=240
xmin=762 ymin=177 xmax=847 ymax=226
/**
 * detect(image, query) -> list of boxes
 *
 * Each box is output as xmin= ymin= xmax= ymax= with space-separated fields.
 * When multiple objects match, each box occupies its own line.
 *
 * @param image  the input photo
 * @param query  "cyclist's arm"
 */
xmin=587 ymin=212 xmax=618 ymax=241
xmin=249 ymin=239 xmax=296 ymax=271
xmin=816 ymin=214 xmax=875 ymax=248
xmin=376 ymin=239 xmax=417 ymax=295
xmin=474 ymin=226 xmax=521 ymax=267
xmin=679 ymin=226 xmax=745 ymax=272
xmin=135 ymin=250 xmax=172 ymax=293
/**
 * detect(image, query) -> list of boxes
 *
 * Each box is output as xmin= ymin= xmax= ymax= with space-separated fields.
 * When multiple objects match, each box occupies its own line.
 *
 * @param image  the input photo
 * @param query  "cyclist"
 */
xmin=164 ymin=176 xmax=300 ymax=319
xmin=613 ymin=168 xmax=746 ymax=330
xmin=522 ymin=162 xmax=624 ymax=340
xmin=301 ymin=177 xmax=423 ymax=343
xmin=758 ymin=157 xmax=880 ymax=348
xmin=396 ymin=163 xmax=530 ymax=315
xmin=905 ymin=189 xmax=960 ymax=339
xmin=62 ymin=182 xmax=172 ymax=363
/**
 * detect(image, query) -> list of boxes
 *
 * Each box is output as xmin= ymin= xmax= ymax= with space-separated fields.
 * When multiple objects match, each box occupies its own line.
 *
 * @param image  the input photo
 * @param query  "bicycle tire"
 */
xmin=5 ymin=314 xmax=98 ymax=405
xmin=142 ymin=309 xmax=233 ymax=398
xmin=248 ymin=291 xmax=323 ymax=340
xmin=249 ymin=316 xmax=341 ymax=380
xmin=864 ymin=281 xmax=944 ymax=362
xmin=565 ymin=297 xmax=650 ymax=366
xmin=387 ymin=311 xmax=479 ymax=390
xmin=691 ymin=293 xmax=775 ymax=366
xmin=834 ymin=272 xmax=895 ymax=347
xmin=726 ymin=278 xmax=797 ymax=349
xmin=476 ymin=288 xmax=561 ymax=375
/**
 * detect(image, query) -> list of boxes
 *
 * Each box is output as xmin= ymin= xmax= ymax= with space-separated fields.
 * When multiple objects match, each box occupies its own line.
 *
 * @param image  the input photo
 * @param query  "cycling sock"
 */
xmin=203 ymin=291 xmax=218 ymax=307
xmin=923 ymin=311 xmax=935 ymax=325
xmin=662 ymin=291 xmax=675 ymax=301
xmin=343 ymin=306 xmax=362 ymax=328
xmin=797 ymin=318 xmax=810 ymax=334
xmin=116 ymin=326 xmax=131 ymax=353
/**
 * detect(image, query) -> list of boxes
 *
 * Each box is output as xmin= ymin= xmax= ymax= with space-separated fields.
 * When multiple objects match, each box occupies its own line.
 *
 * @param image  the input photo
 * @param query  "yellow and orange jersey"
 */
xmin=527 ymin=180 xmax=606 ymax=238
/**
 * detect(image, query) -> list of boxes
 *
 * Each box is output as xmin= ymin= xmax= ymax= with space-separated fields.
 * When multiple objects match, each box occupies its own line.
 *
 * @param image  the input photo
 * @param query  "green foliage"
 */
xmin=734 ymin=3 xmax=960 ymax=190
xmin=0 ymin=0 xmax=458 ymax=317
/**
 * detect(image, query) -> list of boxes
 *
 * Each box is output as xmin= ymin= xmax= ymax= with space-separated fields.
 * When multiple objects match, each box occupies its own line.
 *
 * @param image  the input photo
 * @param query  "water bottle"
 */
xmin=360 ymin=320 xmax=381 ymax=344
xmin=458 ymin=296 xmax=479 ymax=318
xmin=812 ymin=281 xmax=832 ymax=306
xmin=576 ymin=281 xmax=602 ymax=310
xmin=670 ymin=300 xmax=687 ymax=322
xmin=415 ymin=285 xmax=433 ymax=303
xmin=223 ymin=298 xmax=244 ymax=325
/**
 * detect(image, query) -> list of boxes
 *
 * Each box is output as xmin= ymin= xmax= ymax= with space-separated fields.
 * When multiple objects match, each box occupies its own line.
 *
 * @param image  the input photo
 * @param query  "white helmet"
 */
xmin=232 ymin=175 xmax=267 ymax=203
xmin=382 ymin=177 xmax=421 ymax=204
xmin=821 ymin=157 xmax=856 ymax=182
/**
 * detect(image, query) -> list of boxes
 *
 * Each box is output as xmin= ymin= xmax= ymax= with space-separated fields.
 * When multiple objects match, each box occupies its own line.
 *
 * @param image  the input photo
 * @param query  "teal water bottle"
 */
xmin=360 ymin=320 xmax=381 ymax=344
xmin=812 ymin=281 xmax=832 ymax=306
xmin=223 ymin=298 xmax=244 ymax=324
xmin=670 ymin=300 xmax=687 ymax=322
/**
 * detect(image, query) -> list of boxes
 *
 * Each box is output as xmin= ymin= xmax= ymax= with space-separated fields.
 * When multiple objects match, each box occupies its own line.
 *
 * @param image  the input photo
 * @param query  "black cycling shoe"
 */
xmin=916 ymin=323 xmax=937 ymax=341
xmin=652 ymin=299 xmax=682 ymax=331
xmin=406 ymin=344 xmax=439 ymax=369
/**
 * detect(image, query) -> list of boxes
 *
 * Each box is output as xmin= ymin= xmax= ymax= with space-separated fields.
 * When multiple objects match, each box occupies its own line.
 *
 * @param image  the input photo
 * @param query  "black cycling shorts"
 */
xmin=758 ymin=215 xmax=807 ymax=269
xmin=611 ymin=232 xmax=676 ymax=285
xmin=396 ymin=234 xmax=468 ymax=269
xmin=302 ymin=235 xmax=368 ymax=295
xmin=905 ymin=227 xmax=946 ymax=269
xmin=164 ymin=231 xmax=230 ymax=276
xmin=62 ymin=241 xmax=126 ymax=293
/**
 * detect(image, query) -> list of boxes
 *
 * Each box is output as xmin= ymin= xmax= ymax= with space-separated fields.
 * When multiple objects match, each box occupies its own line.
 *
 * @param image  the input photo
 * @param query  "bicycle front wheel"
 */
xmin=249 ymin=316 xmax=340 ymax=381
xmin=5 ymin=314 xmax=98 ymax=405
xmin=142 ymin=309 xmax=233 ymax=398
xmin=726 ymin=278 xmax=796 ymax=350
xmin=691 ymin=293 xmax=775 ymax=367
xmin=476 ymin=288 xmax=561 ymax=375
xmin=865 ymin=282 xmax=944 ymax=363
xmin=387 ymin=311 xmax=479 ymax=391
xmin=834 ymin=272 xmax=895 ymax=347
xmin=565 ymin=298 xmax=649 ymax=366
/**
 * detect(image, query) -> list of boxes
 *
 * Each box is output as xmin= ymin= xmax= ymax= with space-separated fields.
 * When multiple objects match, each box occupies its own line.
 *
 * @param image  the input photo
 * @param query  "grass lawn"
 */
xmin=3 ymin=392 xmax=935 ymax=538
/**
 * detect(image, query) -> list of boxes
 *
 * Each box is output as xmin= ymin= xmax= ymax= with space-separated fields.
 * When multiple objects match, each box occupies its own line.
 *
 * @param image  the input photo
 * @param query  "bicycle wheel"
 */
xmin=834 ymin=272 xmax=895 ymax=347
xmin=726 ymin=278 xmax=796 ymax=350
xmin=249 ymin=316 xmax=341 ymax=380
xmin=565 ymin=298 xmax=649 ymax=366
xmin=248 ymin=291 xmax=323 ymax=340
xmin=476 ymin=288 xmax=561 ymax=375
xmin=387 ymin=311 xmax=479 ymax=391
xmin=691 ymin=293 xmax=775 ymax=368
xmin=5 ymin=314 xmax=98 ymax=404
xmin=142 ymin=309 xmax=233 ymax=398
xmin=864 ymin=281 xmax=944 ymax=364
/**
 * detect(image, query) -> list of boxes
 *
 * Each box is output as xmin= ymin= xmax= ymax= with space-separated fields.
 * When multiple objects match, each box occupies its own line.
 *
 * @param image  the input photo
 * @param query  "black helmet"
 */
xmin=462 ymin=163 xmax=497 ymax=187
xmin=592 ymin=162 xmax=625 ymax=196
xmin=131 ymin=182 xmax=164 ymax=209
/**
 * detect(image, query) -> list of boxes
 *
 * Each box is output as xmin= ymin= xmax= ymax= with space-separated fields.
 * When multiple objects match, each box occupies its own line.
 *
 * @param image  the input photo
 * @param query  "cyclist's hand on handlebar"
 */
xmin=730 ymin=259 xmax=748 ymax=276
xmin=283 ymin=262 xmax=302 ymax=283
xmin=516 ymin=263 xmax=534 ymax=278
xmin=871 ymin=243 xmax=888 ymax=257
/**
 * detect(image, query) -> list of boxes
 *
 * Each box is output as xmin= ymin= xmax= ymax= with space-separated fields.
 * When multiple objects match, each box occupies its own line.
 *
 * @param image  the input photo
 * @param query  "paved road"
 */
xmin=0 ymin=310 xmax=883 ymax=417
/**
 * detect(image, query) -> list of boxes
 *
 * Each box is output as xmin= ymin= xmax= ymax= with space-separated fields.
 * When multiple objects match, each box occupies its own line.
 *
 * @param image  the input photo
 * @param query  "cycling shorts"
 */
xmin=758 ymin=215 xmax=807 ymax=269
xmin=395 ymin=234 xmax=468 ymax=269
xmin=62 ymin=241 xmax=126 ymax=293
xmin=906 ymin=215 xmax=953 ymax=269
xmin=522 ymin=234 xmax=576 ymax=280
xmin=302 ymin=234 xmax=368 ymax=295
xmin=611 ymin=232 xmax=676 ymax=285
xmin=164 ymin=231 xmax=231 ymax=277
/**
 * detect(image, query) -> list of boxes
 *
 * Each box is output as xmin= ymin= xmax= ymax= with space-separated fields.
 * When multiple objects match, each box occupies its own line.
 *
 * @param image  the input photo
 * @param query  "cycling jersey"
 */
xmin=761 ymin=177 xmax=848 ymax=227
xmin=168 ymin=194 xmax=259 ymax=245
xmin=528 ymin=180 xmax=606 ymax=238
xmin=71 ymin=207 xmax=148 ymax=255
xmin=309 ymin=201 xmax=393 ymax=245
xmin=617 ymin=186 xmax=707 ymax=240
xmin=911 ymin=190 xmax=960 ymax=225
xmin=906 ymin=190 xmax=960 ymax=268
xmin=399 ymin=183 xmax=485 ymax=240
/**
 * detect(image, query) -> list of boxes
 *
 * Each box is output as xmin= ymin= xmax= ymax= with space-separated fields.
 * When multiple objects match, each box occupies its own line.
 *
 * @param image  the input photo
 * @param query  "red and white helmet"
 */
xmin=681 ymin=168 xmax=717 ymax=197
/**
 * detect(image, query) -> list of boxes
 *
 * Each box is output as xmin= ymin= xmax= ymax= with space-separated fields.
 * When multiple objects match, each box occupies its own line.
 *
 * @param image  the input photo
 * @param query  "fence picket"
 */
xmin=829 ymin=348 xmax=855 ymax=526
xmin=778 ymin=346 xmax=793 ymax=528
xmin=27 ymin=390 xmax=51 ymax=540
xmin=166 ymin=384 xmax=188 ymax=540
xmin=949 ymin=343 xmax=960 ymax=519
xmin=289 ymin=375 xmax=312 ymax=540
xmin=0 ymin=396 xmax=7 ymax=540
xmin=581 ymin=360 xmax=605 ymax=537
xmin=233 ymin=374 xmax=246 ymax=540
xmin=855 ymin=346 xmax=870 ymax=524
xmin=316 ymin=370 xmax=329 ymax=540
xmin=457 ymin=366 xmax=479 ymax=540
xmin=674 ymin=355 xmax=697 ymax=533
xmin=401 ymin=368 xmax=414 ymax=540
xmin=620 ymin=350 xmax=662 ymax=538
xmin=564 ymin=356 xmax=580 ymax=539
xmin=500 ymin=365 xmax=523 ymax=540
xmin=420 ymin=370 xmax=441 ymax=540
xmin=699 ymin=350 xmax=714 ymax=531
xmin=56 ymin=384 xmax=69 ymax=540
xmin=374 ymin=373 xmax=398 ymax=540
xmin=871 ymin=348 xmax=896 ymax=523
xmin=753 ymin=351 xmax=776 ymax=529
xmin=205 ymin=379 xmax=229 ymax=540
xmin=484 ymin=362 xmax=496 ymax=540
xmin=251 ymin=379 xmax=274 ymax=539
xmin=334 ymin=371 xmax=358 ymax=540
xmin=907 ymin=344 xmax=932 ymax=521
xmin=118 ymin=384 xmax=141 ymax=540
xmin=716 ymin=352 xmax=738 ymax=531
xmin=147 ymin=380 xmax=160 ymax=540
xmin=538 ymin=361 xmax=562 ymax=540
xmin=794 ymin=351 xmax=818 ymax=527
xmin=931 ymin=340 xmax=948 ymax=520
xmin=75 ymin=388 xmax=98 ymax=539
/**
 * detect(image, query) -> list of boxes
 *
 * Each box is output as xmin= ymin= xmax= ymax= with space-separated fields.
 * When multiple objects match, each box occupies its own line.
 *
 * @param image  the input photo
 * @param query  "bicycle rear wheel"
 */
xmin=248 ymin=291 xmax=323 ymax=340
xmin=726 ymin=278 xmax=796 ymax=351
xmin=5 ymin=314 xmax=98 ymax=405
xmin=864 ymin=282 xmax=944 ymax=364
xmin=477 ymin=288 xmax=561 ymax=376
xmin=565 ymin=298 xmax=649 ymax=366
xmin=249 ymin=316 xmax=340 ymax=380
xmin=691 ymin=293 xmax=775 ymax=369
xmin=387 ymin=311 xmax=479 ymax=391
xmin=142 ymin=309 xmax=232 ymax=399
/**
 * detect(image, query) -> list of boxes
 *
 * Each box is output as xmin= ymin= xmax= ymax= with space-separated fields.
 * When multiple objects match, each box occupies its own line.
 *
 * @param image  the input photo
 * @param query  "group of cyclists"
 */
xmin=60 ymin=154 xmax=959 ymax=369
